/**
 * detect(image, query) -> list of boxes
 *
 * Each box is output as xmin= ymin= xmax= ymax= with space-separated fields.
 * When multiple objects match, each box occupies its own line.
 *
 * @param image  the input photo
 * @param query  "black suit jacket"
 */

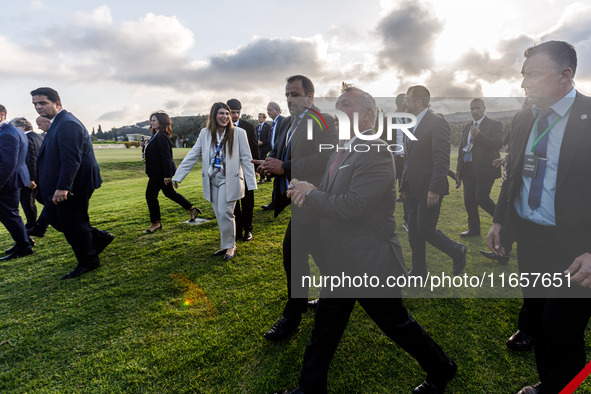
xmin=144 ymin=132 xmax=176 ymax=179
xmin=0 ymin=123 xmax=30 ymax=194
xmin=305 ymin=137 xmax=407 ymax=296
xmin=236 ymin=119 xmax=259 ymax=161
xmin=269 ymin=107 xmax=337 ymax=217
xmin=257 ymin=122 xmax=272 ymax=158
xmin=456 ymin=116 xmax=503 ymax=181
xmin=494 ymin=92 xmax=591 ymax=261
xmin=400 ymin=110 xmax=450 ymax=199
xmin=37 ymin=110 xmax=101 ymax=202
xmin=25 ymin=131 xmax=44 ymax=183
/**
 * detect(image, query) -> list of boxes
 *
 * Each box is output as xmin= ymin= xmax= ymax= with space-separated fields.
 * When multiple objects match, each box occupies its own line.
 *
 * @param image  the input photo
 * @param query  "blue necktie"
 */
xmin=270 ymin=119 xmax=277 ymax=150
xmin=463 ymin=121 xmax=478 ymax=163
xmin=527 ymin=108 xmax=554 ymax=210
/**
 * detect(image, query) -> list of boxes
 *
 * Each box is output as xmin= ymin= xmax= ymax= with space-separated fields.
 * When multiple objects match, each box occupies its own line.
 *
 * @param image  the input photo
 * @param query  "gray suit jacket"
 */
xmin=304 ymin=136 xmax=407 ymax=297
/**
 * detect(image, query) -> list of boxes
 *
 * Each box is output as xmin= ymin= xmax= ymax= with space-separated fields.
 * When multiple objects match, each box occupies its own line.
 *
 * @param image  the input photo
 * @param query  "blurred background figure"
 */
xmin=143 ymin=111 xmax=201 ymax=234
xmin=172 ymin=102 xmax=257 ymax=260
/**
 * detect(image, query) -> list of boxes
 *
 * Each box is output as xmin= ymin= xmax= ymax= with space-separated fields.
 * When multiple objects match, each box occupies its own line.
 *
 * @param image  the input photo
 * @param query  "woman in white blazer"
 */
xmin=172 ymin=102 xmax=257 ymax=260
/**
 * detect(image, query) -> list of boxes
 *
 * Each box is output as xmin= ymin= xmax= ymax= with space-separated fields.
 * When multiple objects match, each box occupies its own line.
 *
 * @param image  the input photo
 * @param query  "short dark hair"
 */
xmin=30 ymin=87 xmax=61 ymax=103
xmin=0 ymin=104 xmax=5 ymax=115
xmin=286 ymin=75 xmax=315 ymax=95
xmin=524 ymin=40 xmax=577 ymax=77
xmin=470 ymin=98 xmax=485 ymax=107
xmin=10 ymin=117 xmax=33 ymax=131
xmin=226 ymin=99 xmax=242 ymax=110
xmin=407 ymin=85 xmax=430 ymax=107
xmin=395 ymin=93 xmax=406 ymax=106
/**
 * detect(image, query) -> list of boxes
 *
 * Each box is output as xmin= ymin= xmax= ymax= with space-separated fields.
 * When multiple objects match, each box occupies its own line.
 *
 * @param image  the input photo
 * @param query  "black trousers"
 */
xmin=145 ymin=177 xmax=193 ymax=223
xmin=461 ymin=163 xmax=496 ymax=233
xmin=43 ymin=193 xmax=111 ymax=268
xmin=514 ymin=217 xmax=591 ymax=393
xmin=234 ymin=187 xmax=254 ymax=235
xmin=282 ymin=219 xmax=310 ymax=320
xmin=405 ymin=196 xmax=462 ymax=274
xmin=0 ymin=190 xmax=31 ymax=250
xmin=19 ymin=186 xmax=38 ymax=228
xmin=299 ymin=296 xmax=452 ymax=393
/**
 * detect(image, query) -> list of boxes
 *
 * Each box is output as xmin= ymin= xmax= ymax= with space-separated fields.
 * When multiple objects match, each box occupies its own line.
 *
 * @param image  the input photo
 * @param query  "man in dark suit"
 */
xmin=31 ymin=87 xmax=114 ymax=279
xmin=253 ymin=75 xmax=337 ymax=341
xmin=284 ymin=86 xmax=456 ymax=393
xmin=400 ymin=85 xmax=467 ymax=278
xmin=0 ymin=106 xmax=35 ymax=261
xmin=488 ymin=41 xmax=591 ymax=394
xmin=227 ymin=99 xmax=258 ymax=242
xmin=261 ymin=101 xmax=285 ymax=210
xmin=10 ymin=117 xmax=44 ymax=230
xmin=256 ymin=113 xmax=272 ymax=183
xmin=456 ymin=99 xmax=504 ymax=237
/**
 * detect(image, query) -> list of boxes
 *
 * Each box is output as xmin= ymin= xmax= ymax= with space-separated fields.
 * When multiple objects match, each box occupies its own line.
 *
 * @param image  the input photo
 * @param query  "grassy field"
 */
xmin=0 ymin=148 xmax=589 ymax=393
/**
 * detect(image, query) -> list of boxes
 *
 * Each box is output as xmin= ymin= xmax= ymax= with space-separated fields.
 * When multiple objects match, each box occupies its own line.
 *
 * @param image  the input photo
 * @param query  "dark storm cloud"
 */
xmin=376 ymin=3 xmax=444 ymax=74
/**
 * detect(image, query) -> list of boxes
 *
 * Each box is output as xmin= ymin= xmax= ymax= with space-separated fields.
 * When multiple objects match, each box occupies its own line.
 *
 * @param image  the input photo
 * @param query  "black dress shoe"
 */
xmin=507 ymin=330 xmax=534 ymax=351
xmin=261 ymin=204 xmax=274 ymax=211
xmin=27 ymin=225 xmax=46 ymax=237
xmin=95 ymin=232 xmax=115 ymax=255
xmin=60 ymin=265 xmax=99 ymax=280
xmin=213 ymin=249 xmax=227 ymax=256
xmin=5 ymin=239 xmax=35 ymax=254
xmin=414 ymin=360 xmax=457 ymax=393
xmin=517 ymin=382 xmax=542 ymax=394
xmin=479 ymin=250 xmax=509 ymax=266
xmin=459 ymin=230 xmax=480 ymax=238
xmin=452 ymin=244 xmax=467 ymax=275
xmin=264 ymin=316 xmax=300 ymax=341
xmin=243 ymin=231 xmax=253 ymax=242
xmin=0 ymin=247 xmax=34 ymax=261
xmin=455 ymin=179 xmax=462 ymax=189
xmin=307 ymin=299 xmax=319 ymax=309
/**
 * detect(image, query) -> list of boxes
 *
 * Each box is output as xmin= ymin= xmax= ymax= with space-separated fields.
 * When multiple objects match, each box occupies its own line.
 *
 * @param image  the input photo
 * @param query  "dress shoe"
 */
xmin=459 ymin=230 xmax=480 ymax=238
xmin=213 ymin=249 xmax=227 ymax=256
xmin=264 ymin=316 xmax=300 ymax=341
xmin=60 ymin=264 xmax=99 ymax=280
xmin=452 ymin=244 xmax=467 ymax=275
xmin=261 ymin=204 xmax=274 ymax=211
xmin=307 ymin=299 xmax=319 ymax=309
xmin=517 ymin=382 xmax=542 ymax=394
xmin=5 ymin=239 xmax=35 ymax=254
xmin=243 ymin=231 xmax=253 ymax=242
xmin=455 ymin=179 xmax=462 ymax=189
xmin=506 ymin=330 xmax=534 ymax=351
xmin=414 ymin=360 xmax=457 ymax=393
xmin=189 ymin=207 xmax=203 ymax=221
xmin=479 ymin=250 xmax=509 ymax=266
xmin=0 ymin=247 xmax=34 ymax=261
xmin=27 ymin=225 xmax=46 ymax=237
xmin=95 ymin=232 xmax=115 ymax=255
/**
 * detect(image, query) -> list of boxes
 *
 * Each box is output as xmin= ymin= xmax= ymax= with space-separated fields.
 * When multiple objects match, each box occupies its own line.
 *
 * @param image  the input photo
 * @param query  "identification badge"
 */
xmin=522 ymin=155 xmax=539 ymax=177
xmin=463 ymin=143 xmax=473 ymax=153
xmin=214 ymin=157 xmax=221 ymax=169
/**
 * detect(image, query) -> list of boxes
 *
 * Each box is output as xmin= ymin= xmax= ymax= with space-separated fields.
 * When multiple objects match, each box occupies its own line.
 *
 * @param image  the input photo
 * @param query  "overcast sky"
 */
xmin=2 ymin=0 xmax=591 ymax=131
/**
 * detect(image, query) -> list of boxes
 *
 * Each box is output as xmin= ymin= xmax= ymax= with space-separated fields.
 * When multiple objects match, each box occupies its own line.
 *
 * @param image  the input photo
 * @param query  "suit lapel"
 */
xmin=556 ymin=94 xmax=591 ymax=189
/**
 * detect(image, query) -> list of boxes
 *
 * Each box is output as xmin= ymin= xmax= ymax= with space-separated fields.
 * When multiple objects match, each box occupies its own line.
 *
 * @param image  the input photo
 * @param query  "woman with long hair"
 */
xmin=143 ymin=111 xmax=201 ymax=233
xmin=172 ymin=103 xmax=257 ymax=260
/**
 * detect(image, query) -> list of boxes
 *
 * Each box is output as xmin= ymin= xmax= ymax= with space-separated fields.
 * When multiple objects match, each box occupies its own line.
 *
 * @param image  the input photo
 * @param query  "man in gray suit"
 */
xmin=284 ymin=86 xmax=456 ymax=393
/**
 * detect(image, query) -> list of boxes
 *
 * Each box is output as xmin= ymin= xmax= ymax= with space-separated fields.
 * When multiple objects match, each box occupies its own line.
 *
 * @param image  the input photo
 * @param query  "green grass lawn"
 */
xmin=1 ymin=148 xmax=590 ymax=393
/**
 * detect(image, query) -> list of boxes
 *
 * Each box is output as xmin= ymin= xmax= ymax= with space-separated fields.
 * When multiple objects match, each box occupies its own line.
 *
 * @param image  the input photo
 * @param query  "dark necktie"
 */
xmin=328 ymin=149 xmax=346 ymax=182
xmin=463 ymin=121 xmax=478 ymax=162
xmin=527 ymin=108 xmax=554 ymax=210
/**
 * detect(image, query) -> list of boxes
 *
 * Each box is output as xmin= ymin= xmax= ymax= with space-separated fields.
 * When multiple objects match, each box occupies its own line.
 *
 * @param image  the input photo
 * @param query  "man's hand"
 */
xmin=173 ymin=181 xmax=179 ymax=189
xmin=426 ymin=191 xmax=440 ymax=208
xmin=566 ymin=253 xmax=591 ymax=288
xmin=27 ymin=181 xmax=37 ymax=189
xmin=469 ymin=125 xmax=480 ymax=138
xmin=501 ymin=170 xmax=508 ymax=186
xmin=492 ymin=158 xmax=504 ymax=168
xmin=163 ymin=178 xmax=171 ymax=185
xmin=258 ymin=157 xmax=285 ymax=176
xmin=52 ymin=189 xmax=69 ymax=205
xmin=487 ymin=223 xmax=506 ymax=257
xmin=286 ymin=179 xmax=316 ymax=208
